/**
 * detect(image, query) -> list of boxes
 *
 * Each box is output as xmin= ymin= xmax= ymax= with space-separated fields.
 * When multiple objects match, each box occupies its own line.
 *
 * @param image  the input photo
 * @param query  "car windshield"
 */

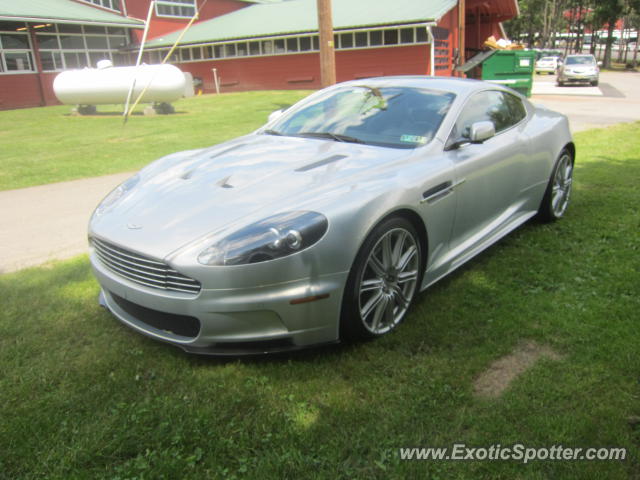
xmin=566 ymin=56 xmax=595 ymax=65
xmin=540 ymin=57 xmax=556 ymax=62
xmin=267 ymin=85 xmax=456 ymax=149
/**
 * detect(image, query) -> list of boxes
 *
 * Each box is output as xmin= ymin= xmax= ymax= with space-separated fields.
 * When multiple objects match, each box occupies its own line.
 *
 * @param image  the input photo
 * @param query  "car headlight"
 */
xmin=94 ymin=173 xmax=140 ymax=217
xmin=198 ymin=211 xmax=328 ymax=266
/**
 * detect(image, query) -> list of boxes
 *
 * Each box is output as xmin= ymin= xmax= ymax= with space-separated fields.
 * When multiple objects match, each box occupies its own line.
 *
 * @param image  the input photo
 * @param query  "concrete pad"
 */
xmin=0 ymin=172 xmax=133 ymax=273
xmin=532 ymin=80 xmax=602 ymax=96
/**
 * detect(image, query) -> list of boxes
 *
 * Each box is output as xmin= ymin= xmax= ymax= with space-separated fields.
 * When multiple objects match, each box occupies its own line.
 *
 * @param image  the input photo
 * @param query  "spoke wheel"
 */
xmin=551 ymin=152 xmax=573 ymax=218
xmin=341 ymin=217 xmax=423 ymax=340
xmin=538 ymin=149 xmax=574 ymax=222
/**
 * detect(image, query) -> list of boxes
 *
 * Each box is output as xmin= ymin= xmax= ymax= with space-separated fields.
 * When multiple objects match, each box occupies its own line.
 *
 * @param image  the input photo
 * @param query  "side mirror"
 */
xmin=469 ymin=121 xmax=495 ymax=143
xmin=268 ymin=108 xmax=285 ymax=123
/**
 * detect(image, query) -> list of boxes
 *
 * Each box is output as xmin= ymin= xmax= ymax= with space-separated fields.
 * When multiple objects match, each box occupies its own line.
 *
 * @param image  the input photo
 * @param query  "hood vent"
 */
xmin=295 ymin=154 xmax=347 ymax=172
xmin=181 ymin=144 xmax=248 ymax=180
xmin=217 ymin=175 xmax=234 ymax=188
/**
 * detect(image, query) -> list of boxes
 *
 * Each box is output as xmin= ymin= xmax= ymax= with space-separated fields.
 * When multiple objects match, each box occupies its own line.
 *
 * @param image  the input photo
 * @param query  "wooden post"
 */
xmin=28 ymin=25 xmax=46 ymax=107
xmin=317 ymin=0 xmax=336 ymax=87
xmin=458 ymin=0 xmax=465 ymax=75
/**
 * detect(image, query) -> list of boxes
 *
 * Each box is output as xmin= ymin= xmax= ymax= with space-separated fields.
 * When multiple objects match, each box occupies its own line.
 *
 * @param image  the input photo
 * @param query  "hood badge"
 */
xmin=127 ymin=223 xmax=143 ymax=230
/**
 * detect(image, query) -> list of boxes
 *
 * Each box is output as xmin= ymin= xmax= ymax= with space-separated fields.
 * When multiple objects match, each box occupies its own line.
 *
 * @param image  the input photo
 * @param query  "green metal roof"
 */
xmin=0 ymin=0 xmax=144 ymax=27
xmin=146 ymin=0 xmax=457 ymax=47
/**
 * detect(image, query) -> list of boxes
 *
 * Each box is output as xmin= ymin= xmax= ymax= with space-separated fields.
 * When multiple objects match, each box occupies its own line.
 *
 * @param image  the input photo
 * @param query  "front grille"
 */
xmin=110 ymin=292 xmax=200 ymax=338
xmin=92 ymin=237 xmax=201 ymax=295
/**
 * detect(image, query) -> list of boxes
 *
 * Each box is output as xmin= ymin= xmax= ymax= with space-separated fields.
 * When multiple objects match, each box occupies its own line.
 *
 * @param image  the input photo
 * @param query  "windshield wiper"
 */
xmin=295 ymin=131 xmax=364 ymax=144
xmin=263 ymin=129 xmax=283 ymax=136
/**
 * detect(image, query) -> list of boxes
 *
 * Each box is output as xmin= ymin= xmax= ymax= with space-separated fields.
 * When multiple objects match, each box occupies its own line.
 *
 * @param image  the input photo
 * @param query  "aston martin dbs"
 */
xmin=89 ymin=76 xmax=574 ymax=355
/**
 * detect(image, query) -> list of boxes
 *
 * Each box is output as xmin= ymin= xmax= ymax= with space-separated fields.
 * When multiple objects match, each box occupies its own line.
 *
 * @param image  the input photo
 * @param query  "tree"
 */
xmin=593 ymin=0 xmax=625 ymax=67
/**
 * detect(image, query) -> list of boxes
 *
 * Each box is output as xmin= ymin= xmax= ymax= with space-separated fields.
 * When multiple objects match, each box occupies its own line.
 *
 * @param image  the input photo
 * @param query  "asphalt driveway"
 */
xmin=530 ymin=71 xmax=640 ymax=132
xmin=1 ymin=71 xmax=638 ymax=273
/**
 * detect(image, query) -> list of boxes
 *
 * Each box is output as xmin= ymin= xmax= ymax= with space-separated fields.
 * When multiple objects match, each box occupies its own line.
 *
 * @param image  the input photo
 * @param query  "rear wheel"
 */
xmin=340 ymin=217 xmax=423 ymax=340
xmin=538 ymin=149 xmax=574 ymax=222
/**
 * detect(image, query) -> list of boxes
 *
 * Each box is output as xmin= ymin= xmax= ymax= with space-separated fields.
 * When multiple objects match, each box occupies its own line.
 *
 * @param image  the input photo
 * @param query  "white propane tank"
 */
xmin=53 ymin=63 xmax=186 ymax=105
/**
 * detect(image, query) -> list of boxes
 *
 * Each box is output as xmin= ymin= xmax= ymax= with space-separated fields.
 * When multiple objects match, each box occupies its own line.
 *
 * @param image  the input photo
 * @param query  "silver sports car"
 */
xmin=89 ymin=76 xmax=574 ymax=355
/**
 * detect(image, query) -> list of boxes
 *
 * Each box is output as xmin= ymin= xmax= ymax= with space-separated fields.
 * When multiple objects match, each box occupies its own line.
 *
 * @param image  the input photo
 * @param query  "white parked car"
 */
xmin=557 ymin=54 xmax=600 ymax=86
xmin=535 ymin=56 xmax=559 ymax=74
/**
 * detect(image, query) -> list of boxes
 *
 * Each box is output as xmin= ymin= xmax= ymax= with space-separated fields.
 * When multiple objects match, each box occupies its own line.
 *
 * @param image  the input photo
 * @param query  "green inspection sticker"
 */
xmin=400 ymin=134 xmax=427 ymax=144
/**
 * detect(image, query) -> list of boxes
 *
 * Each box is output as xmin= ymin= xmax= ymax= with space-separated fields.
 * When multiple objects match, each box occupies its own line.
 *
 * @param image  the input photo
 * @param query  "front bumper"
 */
xmin=558 ymin=72 xmax=598 ymax=83
xmin=91 ymin=251 xmax=348 ymax=355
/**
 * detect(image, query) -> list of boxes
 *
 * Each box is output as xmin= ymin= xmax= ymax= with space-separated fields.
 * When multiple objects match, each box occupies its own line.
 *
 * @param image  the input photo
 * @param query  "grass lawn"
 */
xmin=1 ymin=117 xmax=639 ymax=478
xmin=0 ymin=90 xmax=310 ymax=191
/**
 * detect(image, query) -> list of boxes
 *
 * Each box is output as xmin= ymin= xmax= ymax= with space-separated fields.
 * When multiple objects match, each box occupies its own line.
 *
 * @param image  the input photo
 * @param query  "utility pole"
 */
xmin=317 ymin=0 xmax=336 ymax=87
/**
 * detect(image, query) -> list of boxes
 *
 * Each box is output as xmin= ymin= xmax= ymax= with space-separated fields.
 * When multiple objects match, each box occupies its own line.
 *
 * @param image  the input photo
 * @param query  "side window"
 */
xmin=450 ymin=91 xmax=523 ymax=142
xmin=503 ymin=92 xmax=527 ymax=125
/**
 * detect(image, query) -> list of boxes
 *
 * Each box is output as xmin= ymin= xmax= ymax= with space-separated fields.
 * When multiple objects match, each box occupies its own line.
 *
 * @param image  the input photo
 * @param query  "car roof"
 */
xmin=338 ymin=75 xmax=505 ymax=96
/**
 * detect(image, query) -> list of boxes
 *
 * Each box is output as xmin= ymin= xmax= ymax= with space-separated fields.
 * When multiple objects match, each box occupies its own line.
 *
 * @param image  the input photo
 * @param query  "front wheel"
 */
xmin=340 ymin=217 xmax=423 ymax=340
xmin=538 ymin=149 xmax=574 ymax=222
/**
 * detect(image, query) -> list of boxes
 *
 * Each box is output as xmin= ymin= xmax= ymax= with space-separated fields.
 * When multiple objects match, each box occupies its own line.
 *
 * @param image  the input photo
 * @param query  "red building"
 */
xmin=0 ymin=0 xmax=518 ymax=110
xmin=142 ymin=0 xmax=519 ymax=93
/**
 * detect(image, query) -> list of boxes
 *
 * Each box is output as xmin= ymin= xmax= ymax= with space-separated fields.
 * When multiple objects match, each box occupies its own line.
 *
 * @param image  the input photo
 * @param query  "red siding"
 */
xmin=0 ymin=74 xmax=43 ymax=110
xmin=176 ymin=44 xmax=431 ymax=93
xmin=0 ymin=73 xmax=66 ymax=110
xmin=336 ymin=45 xmax=430 ymax=81
xmin=124 ymin=0 xmax=249 ymax=41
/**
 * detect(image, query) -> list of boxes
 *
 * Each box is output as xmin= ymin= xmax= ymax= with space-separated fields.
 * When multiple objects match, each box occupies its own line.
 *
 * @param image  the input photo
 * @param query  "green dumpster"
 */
xmin=481 ymin=50 xmax=536 ymax=97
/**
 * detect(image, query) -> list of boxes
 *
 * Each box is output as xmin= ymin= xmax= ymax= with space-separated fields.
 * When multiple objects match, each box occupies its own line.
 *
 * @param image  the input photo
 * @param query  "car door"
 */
xmin=443 ymin=90 xmax=530 ymax=264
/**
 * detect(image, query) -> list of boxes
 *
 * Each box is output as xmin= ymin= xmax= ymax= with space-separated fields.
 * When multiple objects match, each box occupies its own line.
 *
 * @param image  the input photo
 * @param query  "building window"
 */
xmin=237 ymin=42 xmax=248 ymax=56
xmin=286 ymin=37 xmax=298 ymax=52
xmin=299 ymin=37 xmax=311 ymax=51
xmin=224 ymin=43 xmax=236 ymax=57
xmin=416 ymin=27 xmax=428 ymax=43
xmin=400 ymin=28 xmax=414 ymax=44
xmin=384 ymin=29 xmax=399 ymax=45
xmin=79 ymin=0 xmax=121 ymax=12
xmin=36 ymin=24 xmax=129 ymax=71
xmin=340 ymin=33 xmax=353 ymax=48
xmin=160 ymin=26 xmax=432 ymax=65
xmin=0 ymin=25 xmax=35 ymax=73
xmin=249 ymin=41 xmax=260 ymax=55
xmin=355 ymin=31 xmax=368 ymax=47
xmin=156 ymin=0 xmax=196 ymax=18
xmin=369 ymin=30 xmax=383 ymax=46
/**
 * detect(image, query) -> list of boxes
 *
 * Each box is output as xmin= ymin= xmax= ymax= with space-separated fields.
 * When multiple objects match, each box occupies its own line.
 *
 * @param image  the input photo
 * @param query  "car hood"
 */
xmin=90 ymin=134 xmax=414 ymax=259
xmin=564 ymin=65 xmax=595 ymax=71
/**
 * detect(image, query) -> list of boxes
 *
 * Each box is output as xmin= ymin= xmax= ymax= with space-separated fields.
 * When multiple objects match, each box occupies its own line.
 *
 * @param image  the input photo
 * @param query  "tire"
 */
xmin=340 ymin=217 xmax=423 ymax=340
xmin=538 ymin=149 xmax=574 ymax=222
xmin=591 ymin=80 xmax=599 ymax=86
xmin=557 ymin=80 xmax=565 ymax=87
